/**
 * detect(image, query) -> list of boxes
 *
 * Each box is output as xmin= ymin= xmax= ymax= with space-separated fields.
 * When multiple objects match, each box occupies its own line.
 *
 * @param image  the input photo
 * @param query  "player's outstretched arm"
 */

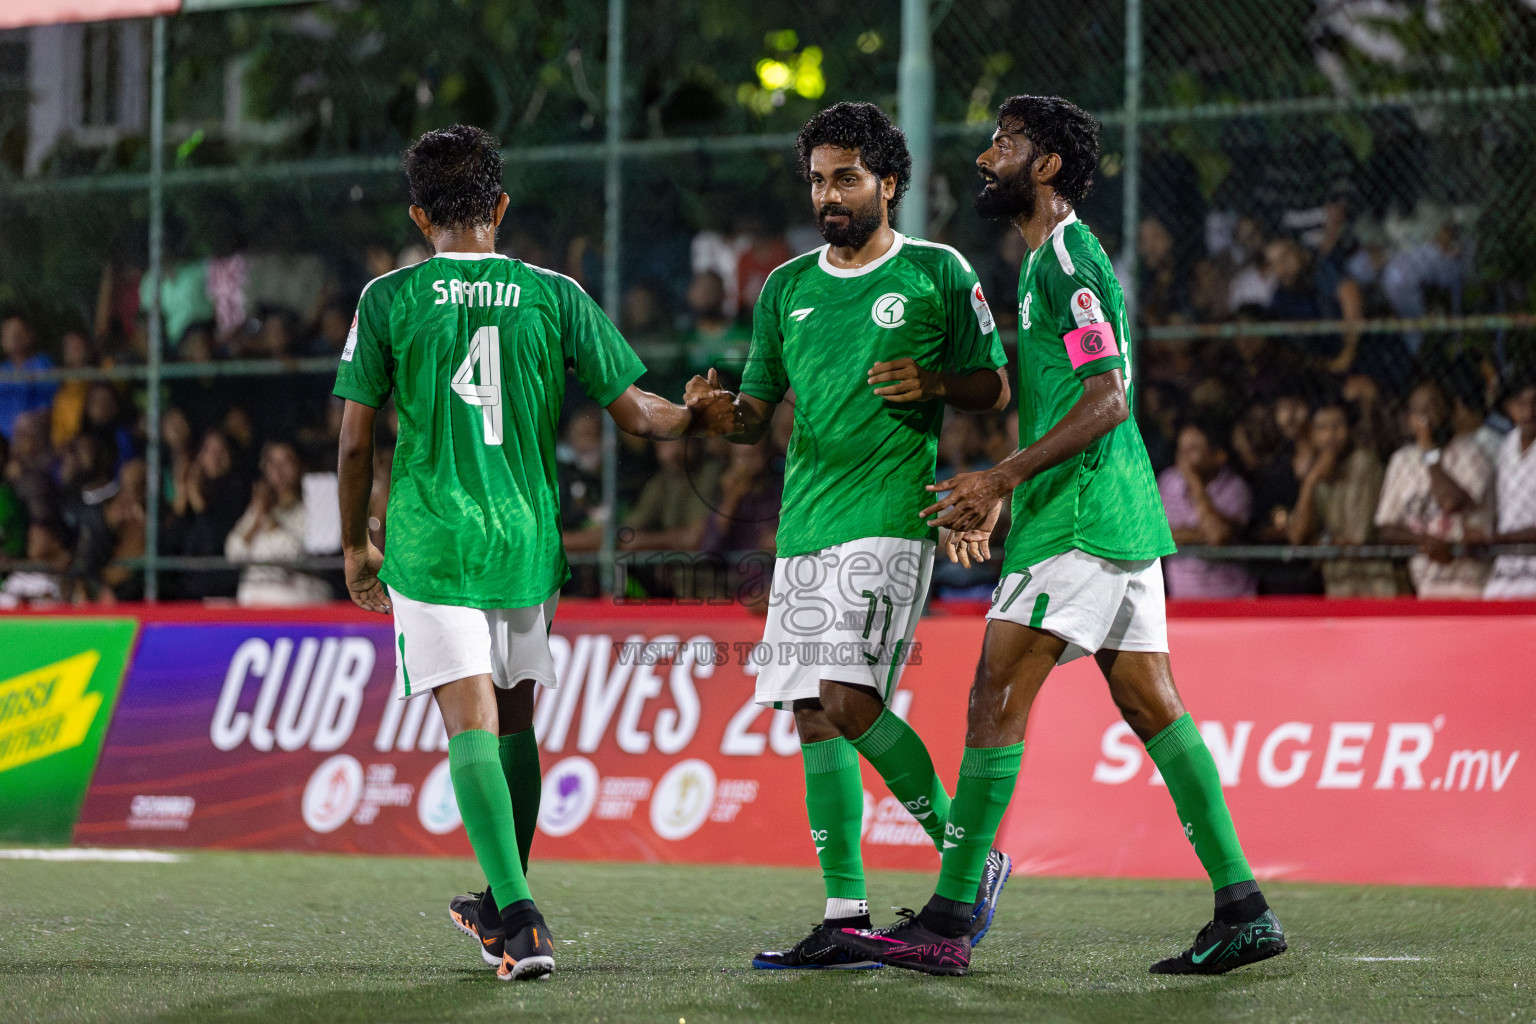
xmin=604 ymin=372 xmax=736 ymax=440
xmin=338 ymin=399 xmax=391 ymax=615
xmin=921 ymin=368 xmax=1128 ymax=532
xmin=867 ymin=360 xmax=1009 ymax=412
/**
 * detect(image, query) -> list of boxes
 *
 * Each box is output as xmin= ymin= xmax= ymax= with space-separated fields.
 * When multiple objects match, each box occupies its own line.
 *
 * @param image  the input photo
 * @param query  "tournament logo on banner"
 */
xmin=0 ymin=618 xmax=136 ymax=845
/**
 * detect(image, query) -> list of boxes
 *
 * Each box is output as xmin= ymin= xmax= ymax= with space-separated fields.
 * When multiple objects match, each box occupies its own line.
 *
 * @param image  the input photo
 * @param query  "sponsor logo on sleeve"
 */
xmin=1069 ymin=287 xmax=1105 ymax=328
xmin=971 ymin=282 xmax=995 ymax=334
xmin=341 ymin=314 xmax=359 ymax=362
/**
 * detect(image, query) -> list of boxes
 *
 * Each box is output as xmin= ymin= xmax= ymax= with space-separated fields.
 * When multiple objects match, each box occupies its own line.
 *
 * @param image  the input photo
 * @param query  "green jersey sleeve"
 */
xmin=939 ymin=252 xmax=1007 ymax=374
xmin=557 ymin=275 xmax=646 ymax=407
xmin=740 ymin=269 xmax=789 ymax=404
xmin=332 ymin=276 xmax=396 ymax=408
xmin=1040 ymin=242 xmax=1125 ymax=381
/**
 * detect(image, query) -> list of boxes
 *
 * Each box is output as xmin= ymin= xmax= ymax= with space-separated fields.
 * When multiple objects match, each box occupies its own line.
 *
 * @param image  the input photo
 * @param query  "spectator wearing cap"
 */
xmin=1374 ymin=381 xmax=1493 ymax=598
xmin=1484 ymin=377 xmax=1536 ymax=599
xmin=1159 ymin=419 xmax=1257 ymax=598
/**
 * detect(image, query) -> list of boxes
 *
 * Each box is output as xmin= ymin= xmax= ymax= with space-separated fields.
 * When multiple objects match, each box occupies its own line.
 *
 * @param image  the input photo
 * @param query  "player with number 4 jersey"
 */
xmin=696 ymin=103 xmax=1014 ymax=972
xmin=831 ymin=96 xmax=1284 ymax=979
xmin=333 ymin=125 xmax=732 ymax=984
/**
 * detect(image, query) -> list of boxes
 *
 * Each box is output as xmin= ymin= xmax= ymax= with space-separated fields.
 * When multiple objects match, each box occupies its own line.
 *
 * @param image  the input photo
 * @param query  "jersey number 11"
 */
xmin=451 ymin=325 xmax=503 ymax=446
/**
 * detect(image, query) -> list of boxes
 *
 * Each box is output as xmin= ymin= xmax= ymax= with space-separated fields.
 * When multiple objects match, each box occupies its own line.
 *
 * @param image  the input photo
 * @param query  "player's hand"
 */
xmin=940 ymin=501 xmax=1002 ymax=568
xmin=868 ymin=358 xmax=940 ymax=402
xmin=344 ymin=542 xmax=392 ymax=615
xmin=922 ymin=468 xmax=1012 ymax=532
xmin=685 ymin=369 xmax=738 ymax=436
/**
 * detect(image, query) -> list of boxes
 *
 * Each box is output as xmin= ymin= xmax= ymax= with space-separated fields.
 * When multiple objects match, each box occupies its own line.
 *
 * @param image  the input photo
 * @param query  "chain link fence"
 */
xmin=3 ymin=0 xmax=1535 ymax=604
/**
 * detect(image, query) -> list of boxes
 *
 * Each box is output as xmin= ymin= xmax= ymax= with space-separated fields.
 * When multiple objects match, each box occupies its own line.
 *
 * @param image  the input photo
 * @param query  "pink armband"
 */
xmin=1063 ymin=322 xmax=1119 ymax=369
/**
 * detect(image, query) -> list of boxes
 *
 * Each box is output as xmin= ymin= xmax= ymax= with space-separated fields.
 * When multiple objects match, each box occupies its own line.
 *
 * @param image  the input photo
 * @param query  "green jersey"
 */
xmin=333 ymin=252 xmax=645 ymax=609
xmin=1002 ymin=213 xmax=1174 ymax=573
xmin=741 ymin=234 xmax=1006 ymax=557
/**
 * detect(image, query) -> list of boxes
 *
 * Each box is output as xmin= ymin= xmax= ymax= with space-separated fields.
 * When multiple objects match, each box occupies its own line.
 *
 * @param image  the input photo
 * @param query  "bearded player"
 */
xmin=831 ymin=96 xmax=1287 ymax=976
xmin=335 ymin=125 xmax=730 ymax=982
xmin=701 ymin=102 xmax=1013 ymax=970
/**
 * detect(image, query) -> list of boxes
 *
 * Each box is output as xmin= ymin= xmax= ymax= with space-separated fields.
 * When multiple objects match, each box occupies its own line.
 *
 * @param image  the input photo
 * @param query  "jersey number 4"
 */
xmin=451 ymin=325 xmax=503 ymax=446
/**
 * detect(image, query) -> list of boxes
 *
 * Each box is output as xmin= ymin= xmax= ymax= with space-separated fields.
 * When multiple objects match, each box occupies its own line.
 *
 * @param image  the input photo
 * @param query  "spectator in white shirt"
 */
xmin=1374 ymin=381 xmax=1494 ymax=598
xmin=225 ymin=441 xmax=331 ymax=606
xmin=1485 ymin=377 xmax=1536 ymax=598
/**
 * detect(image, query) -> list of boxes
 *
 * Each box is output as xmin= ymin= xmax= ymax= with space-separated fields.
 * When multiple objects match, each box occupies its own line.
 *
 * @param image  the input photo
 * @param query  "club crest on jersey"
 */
xmin=970 ymin=282 xmax=995 ymax=334
xmin=871 ymin=292 xmax=907 ymax=329
xmin=1070 ymin=287 xmax=1105 ymax=328
xmin=1020 ymin=292 xmax=1032 ymax=330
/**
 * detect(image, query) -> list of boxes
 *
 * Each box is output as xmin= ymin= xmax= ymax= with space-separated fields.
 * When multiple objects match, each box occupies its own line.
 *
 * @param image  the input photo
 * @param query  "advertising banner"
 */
xmin=0 ymin=618 xmax=137 ymax=844
xmin=990 ymin=615 xmax=1535 ymax=888
xmin=76 ymin=608 xmax=1534 ymax=888
xmin=75 ymin=613 xmax=968 ymax=872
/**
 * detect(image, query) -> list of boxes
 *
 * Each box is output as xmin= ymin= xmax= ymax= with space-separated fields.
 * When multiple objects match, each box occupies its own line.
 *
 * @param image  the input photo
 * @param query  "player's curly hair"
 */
xmin=795 ymin=102 xmax=912 ymax=214
xmin=404 ymin=124 xmax=505 ymax=232
xmin=996 ymin=95 xmax=1101 ymax=205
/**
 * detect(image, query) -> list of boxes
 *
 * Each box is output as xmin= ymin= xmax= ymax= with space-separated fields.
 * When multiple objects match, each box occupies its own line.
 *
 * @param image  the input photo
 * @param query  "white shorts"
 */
xmin=754 ymin=536 xmax=934 ymax=707
xmin=388 ymin=587 xmax=561 ymax=699
xmin=986 ymin=548 xmax=1168 ymax=665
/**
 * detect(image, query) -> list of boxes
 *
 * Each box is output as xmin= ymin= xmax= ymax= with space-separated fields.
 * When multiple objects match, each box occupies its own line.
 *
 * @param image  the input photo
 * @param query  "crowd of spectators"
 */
xmin=3 ymin=194 xmax=1535 ymax=607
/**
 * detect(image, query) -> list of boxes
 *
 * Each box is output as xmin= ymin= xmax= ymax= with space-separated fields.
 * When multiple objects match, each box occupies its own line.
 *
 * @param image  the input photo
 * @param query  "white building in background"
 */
xmin=22 ymin=20 xmax=148 ymax=175
xmin=10 ymin=19 xmax=295 ymax=178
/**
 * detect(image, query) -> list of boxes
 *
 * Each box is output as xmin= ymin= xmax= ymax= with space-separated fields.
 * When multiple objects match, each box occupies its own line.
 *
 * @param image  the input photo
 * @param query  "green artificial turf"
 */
xmin=1 ymin=850 xmax=1533 ymax=1023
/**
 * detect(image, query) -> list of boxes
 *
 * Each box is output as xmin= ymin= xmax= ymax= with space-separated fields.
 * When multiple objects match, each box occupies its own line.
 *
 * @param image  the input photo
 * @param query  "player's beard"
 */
xmin=974 ymin=164 xmax=1035 ymax=222
xmin=817 ymin=196 xmax=883 ymax=249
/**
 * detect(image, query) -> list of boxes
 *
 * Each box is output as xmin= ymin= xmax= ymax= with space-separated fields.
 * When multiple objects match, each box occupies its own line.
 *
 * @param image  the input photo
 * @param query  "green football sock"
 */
xmin=801 ymin=736 xmax=866 ymax=901
xmin=449 ymin=729 xmax=531 ymax=911
xmin=499 ymin=729 xmax=542 ymax=874
xmin=934 ymin=743 xmax=1023 ymax=904
xmin=848 ymin=709 xmax=951 ymax=851
xmin=1145 ymin=713 xmax=1255 ymax=891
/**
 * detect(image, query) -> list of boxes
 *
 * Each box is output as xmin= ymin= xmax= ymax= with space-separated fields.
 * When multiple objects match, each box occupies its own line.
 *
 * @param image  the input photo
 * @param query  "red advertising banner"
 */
xmin=993 ymin=614 xmax=1535 ymax=888
xmin=74 ymin=604 xmax=1534 ymax=888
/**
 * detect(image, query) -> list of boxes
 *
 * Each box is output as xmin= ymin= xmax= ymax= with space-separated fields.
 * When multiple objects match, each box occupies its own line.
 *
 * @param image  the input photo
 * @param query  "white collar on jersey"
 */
xmin=816 ymin=231 xmax=906 ymax=278
xmin=432 ymin=251 xmax=511 ymax=261
xmin=1025 ymin=209 xmax=1081 ymax=249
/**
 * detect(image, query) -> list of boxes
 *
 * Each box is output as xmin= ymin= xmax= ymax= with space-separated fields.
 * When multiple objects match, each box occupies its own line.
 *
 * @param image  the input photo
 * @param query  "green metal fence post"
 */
xmin=898 ymin=0 xmax=934 ymax=236
xmin=599 ymin=0 xmax=626 ymax=596
xmin=144 ymin=15 xmax=167 ymax=601
xmin=1120 ymin=0 xmax=1142 ymax=331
